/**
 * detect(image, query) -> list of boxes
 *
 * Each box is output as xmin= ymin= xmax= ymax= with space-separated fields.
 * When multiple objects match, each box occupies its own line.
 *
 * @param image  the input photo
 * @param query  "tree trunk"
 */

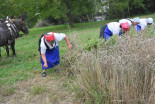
xmin=65 ymin=1 xmax=74 ymax=27
xmin=66 ymin=13 xmax=73 ymax=27
xmin=128 ymin=4 xmax=130 ymax=17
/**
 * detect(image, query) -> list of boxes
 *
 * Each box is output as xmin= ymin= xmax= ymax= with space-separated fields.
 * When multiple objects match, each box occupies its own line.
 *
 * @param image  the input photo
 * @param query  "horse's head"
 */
xmin=13 ymin=18 xmax=29 ymax=34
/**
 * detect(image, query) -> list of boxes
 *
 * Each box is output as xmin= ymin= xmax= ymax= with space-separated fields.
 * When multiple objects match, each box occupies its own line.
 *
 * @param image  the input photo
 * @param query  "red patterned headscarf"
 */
xmin=44 ymin=32 xmax=55 ymax=42
xmin=121 ymin=22 xmax=129 ymax=31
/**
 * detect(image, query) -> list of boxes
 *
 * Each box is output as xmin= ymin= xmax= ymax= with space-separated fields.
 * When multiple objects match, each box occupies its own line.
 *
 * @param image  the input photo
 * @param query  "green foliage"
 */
xmin=106 ymin=35 xmax=118 ymax=46
xmin=106 ymin=0 xmax=152 ymax=19
xmin=143 ymin=0 xmax=155 ymax=11
xmin=82 ymin=34 xmax=103 ymax=51
xmin=26 ymin=0 xmax=97 ymax=26
xmin=0 ymin=0 xmax=154 ymax=27
xmin=0 ymin=0 xmax=97 ymax=27
xmin=84 ymin=39 xmax=100 ymax=51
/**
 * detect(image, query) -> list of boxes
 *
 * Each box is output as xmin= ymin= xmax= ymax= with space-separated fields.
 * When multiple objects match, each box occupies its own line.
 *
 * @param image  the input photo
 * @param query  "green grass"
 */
xmin=30 ymin=85 xmax=47 ymax=95
xmin=0 ymin=18 xmax=105 ymax=86
xmin=0 ymin=13 xmax=155 ymax=87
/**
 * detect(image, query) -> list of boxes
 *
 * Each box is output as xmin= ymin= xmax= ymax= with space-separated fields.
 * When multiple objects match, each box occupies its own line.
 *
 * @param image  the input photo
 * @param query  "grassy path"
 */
xmin=0 ymin=73 xmax=80 ymax=104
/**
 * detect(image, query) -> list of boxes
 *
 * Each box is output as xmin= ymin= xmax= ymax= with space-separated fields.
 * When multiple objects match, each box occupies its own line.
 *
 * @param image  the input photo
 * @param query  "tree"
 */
xmin=0 ymin=0 xmax=97 ymax=27
xmin=105 ymin=0 xmax=145 ymax=19
xmin=0 ymin=0 xmax=154 ymax=27
xmin=35 ymin=0 xmax=97 ymax=27
xmin=142 ymin=0 xmax=155 ymax=13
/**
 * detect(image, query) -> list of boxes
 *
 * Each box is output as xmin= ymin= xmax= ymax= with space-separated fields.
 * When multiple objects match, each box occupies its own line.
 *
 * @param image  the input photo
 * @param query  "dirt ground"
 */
xmin=0 ymin=74 xmax=81 ymax=104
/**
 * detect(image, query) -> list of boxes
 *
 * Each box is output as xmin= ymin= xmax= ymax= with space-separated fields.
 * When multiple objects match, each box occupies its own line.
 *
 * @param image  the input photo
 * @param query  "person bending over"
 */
xmin=39 ymin=32 xmax=72 ymax=77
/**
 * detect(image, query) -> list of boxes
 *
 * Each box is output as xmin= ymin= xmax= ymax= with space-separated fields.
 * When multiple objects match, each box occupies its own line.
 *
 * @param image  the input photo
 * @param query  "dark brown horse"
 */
xmin=0 ymin=18 xmax=29 ymax=57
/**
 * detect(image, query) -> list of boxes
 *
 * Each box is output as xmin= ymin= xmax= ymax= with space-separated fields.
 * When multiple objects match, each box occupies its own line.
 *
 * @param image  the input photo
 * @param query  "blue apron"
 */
xmin=104 ymin=26 xmax=113 ymax=40
xmin=41 ymin=46 xmax=60 ymax=70
xmin=119 ymin=32 xmax=123 ymax=36
xmin=136 ymin=25 xmax=141 ymax=32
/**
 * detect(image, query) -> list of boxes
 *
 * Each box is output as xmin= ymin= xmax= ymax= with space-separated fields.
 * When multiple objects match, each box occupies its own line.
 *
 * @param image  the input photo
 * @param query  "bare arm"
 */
xmin=126 ymin=31 xmax=130 ymax=41
xmin=123 ymin=28 xmax=130 ymax=41
xmin=64 ymin=35 xmax=72 ymax=49
xmin=41 ymin=54 xmax=48 ymax=68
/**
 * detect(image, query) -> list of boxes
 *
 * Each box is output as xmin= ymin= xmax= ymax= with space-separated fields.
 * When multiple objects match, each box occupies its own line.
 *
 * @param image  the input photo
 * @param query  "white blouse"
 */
xmin=138 ymin=19 xmax=147 ymax=30
xmin=40 ymin=32 xmax=66 ymax=54
xmin=107 ymin=22 xmax=122 ymax=35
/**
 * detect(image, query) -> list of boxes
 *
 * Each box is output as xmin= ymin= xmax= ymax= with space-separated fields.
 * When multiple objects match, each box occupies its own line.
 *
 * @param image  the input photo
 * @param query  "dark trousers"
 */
xmin=100 ymin=24 xmax=107 ymax=39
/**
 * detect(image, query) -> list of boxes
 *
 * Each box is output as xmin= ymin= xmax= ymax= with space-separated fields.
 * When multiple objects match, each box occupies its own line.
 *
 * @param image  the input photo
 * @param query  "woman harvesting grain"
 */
xmin=39 ymin=32 xmax=72 ymax=77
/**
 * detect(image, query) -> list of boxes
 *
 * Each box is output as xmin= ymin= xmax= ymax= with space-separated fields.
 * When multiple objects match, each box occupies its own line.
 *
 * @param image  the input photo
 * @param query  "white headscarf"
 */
xmin=146 ymin=18 xmax=154 ymax=24
xmin=132 ymin=17 xmax=140 ymax=23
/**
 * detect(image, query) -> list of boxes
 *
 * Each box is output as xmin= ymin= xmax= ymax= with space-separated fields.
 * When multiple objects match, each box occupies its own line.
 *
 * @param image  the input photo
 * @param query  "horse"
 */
xmin=0 ymin=18 xmax=29 ymax=57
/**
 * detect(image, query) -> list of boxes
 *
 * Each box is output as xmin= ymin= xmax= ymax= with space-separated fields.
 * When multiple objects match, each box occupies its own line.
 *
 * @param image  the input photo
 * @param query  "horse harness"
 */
xmin=5 ymin=17 xmax=19 ymax=44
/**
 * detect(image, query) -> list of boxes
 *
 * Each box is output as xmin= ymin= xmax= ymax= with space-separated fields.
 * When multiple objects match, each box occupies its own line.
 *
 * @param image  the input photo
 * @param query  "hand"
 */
xmin=43 ymin=63 xmax=48 ymax=68
xmin=68 ymin=44 xmax=72 ymax=49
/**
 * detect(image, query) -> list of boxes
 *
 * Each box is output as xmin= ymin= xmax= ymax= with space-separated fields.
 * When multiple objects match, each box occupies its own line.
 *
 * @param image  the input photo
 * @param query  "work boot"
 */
xmin=42 ymin=72 xmax=46 ymax=77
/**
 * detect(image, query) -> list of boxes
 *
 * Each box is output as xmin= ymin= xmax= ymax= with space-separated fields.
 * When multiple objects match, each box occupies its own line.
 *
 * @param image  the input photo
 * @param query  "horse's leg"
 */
xmin=11 ymin=40 xmax=16 ymax=56
xmin=6 ymin=45 xmax=9 ymax=57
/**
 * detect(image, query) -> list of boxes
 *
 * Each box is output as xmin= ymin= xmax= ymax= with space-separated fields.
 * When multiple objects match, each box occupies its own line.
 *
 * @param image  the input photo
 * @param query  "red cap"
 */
xmin=44 ymin=32 xmax=55 ymax=42
xmin=121 ymin=22 xmax=129 ymax=31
